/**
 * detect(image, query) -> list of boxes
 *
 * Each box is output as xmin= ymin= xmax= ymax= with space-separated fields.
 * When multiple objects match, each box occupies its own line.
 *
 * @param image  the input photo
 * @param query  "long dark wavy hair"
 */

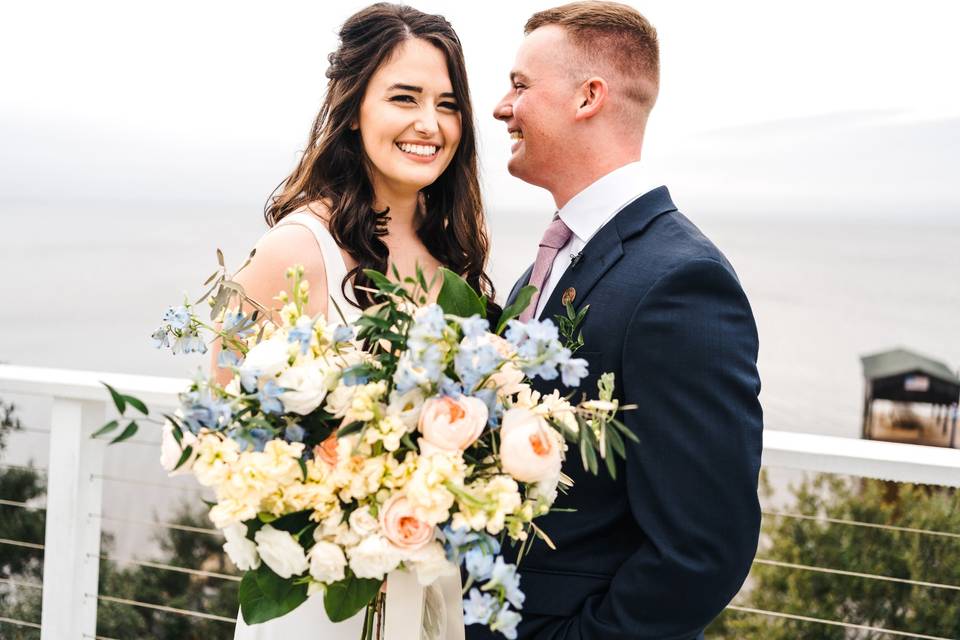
xmin=264 ymin=3 xmax=496 ymax=311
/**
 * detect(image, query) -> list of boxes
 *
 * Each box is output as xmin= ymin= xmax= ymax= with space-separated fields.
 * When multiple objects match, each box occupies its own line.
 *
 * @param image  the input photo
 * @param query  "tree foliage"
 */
xmin=708 ymin=470 xmax=960 ymax=639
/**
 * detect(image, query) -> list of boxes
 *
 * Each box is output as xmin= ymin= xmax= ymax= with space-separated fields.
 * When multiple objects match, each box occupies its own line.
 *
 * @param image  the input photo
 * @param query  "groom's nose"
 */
xmin=493 ymin=94 xmax=513 ymax=121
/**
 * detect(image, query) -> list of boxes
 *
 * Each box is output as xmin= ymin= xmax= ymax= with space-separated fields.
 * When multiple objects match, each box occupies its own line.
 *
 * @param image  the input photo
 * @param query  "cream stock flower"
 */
xmin=452 ymin=475 xmax=522 ymax=535
xmin=192 ymin=434 xmax=240 ymax=487
xmin=387 ymin=388 xmax=426 ymax=432
xmin=363 ymin=415 xmax=406 ymax=452
xmin=405 ymin=449 xmax=466 ymax=525
xmin=499 ymin=408 xmax=563 ymax=484
xmin=418 ymin=396 xmax=487 ymax=452
xmin=208 ymin=498 xmax=258 ymax=529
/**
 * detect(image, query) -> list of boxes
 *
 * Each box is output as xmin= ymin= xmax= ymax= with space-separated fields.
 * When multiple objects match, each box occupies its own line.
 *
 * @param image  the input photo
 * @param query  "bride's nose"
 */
xmin=414 ymin=110 xmax=439 ymax=136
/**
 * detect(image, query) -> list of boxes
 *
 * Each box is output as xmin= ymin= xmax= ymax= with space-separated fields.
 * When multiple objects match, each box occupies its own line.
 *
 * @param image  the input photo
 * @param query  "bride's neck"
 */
xmin=373 ymin=191 xmax=419 ymax=236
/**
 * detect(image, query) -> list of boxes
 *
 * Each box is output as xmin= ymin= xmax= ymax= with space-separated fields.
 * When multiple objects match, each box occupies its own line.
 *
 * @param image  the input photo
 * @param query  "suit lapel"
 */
xmin=537 ymin=186 xmax=678 ymax=322
xmin=506 ymin=264 xmax=535 ymax=307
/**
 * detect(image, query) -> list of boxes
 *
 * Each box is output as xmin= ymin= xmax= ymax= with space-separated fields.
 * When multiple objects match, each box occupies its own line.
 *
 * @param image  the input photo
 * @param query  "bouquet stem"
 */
xmin=360 ymin=592 xmax=386 ymax=640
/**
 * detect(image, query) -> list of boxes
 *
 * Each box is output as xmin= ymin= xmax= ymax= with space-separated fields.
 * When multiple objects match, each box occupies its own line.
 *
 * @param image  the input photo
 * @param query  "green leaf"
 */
xmin=337 ymin=421 xmax=364 ymax=438
xmin=123 ymin=394 xmax=149 ymax=416
xmin=296 ymin=457 xmax=308 ymax=482
xmin=323 ymin=574 xmax=383 ymax=622
xmin=110 ymin=421 xmax=139 ymax=444
xmin=91 ymin=420 xmax=119 ymax=439
xmin=437 ymin=267 xmax=485 ymax=318
xmin=496 ymin=285 xmax=537 ymax=333
xmin=239 ymin=565 xmax=309 ymax=625
xmin=174 ymin=445 xmax=194 ymax=470
xmin=102 ymin=382 xmax=126 ymax=414
xmin=606 ymin=423 xmax=626 ymax=459
xmin=362 ymin=269 xmax=403 ymax=295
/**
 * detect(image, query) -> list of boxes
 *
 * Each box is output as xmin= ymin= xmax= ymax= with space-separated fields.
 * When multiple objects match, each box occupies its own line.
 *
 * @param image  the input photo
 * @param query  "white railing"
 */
xmin=1 ymin=363 xmax=960 ymax=639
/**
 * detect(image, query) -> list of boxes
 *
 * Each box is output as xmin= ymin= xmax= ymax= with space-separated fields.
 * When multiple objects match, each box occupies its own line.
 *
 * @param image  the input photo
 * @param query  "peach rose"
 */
xmin=418 ymin=396 xmax=488 ymax=452
xmin=499 ymin=408 xmax=562 ymax=483
xmin=379 ymin=494 xmax=434 ymax=551
xmin=314 ymin=433 xmax=339 ymax=467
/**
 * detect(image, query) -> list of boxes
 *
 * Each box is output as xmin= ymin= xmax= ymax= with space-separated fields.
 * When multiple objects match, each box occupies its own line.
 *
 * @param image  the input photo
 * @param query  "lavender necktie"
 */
xmin=520 ymin=216 xmax=573 ymax=321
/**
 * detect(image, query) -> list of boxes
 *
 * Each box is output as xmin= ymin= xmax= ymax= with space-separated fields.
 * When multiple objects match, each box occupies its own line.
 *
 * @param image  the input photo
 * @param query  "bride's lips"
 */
xmin=395 ymin=141 xmax=442 ymax=164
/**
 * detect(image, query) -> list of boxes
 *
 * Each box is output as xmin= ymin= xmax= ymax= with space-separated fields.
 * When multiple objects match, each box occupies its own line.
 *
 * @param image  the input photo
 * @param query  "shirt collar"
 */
xmin=557 ymin=161 xmax=657 ymax=244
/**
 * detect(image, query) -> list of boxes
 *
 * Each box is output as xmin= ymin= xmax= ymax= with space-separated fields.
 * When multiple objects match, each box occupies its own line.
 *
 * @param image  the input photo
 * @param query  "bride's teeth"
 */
xmin=398 ymin=143 xmax=438 ymax=156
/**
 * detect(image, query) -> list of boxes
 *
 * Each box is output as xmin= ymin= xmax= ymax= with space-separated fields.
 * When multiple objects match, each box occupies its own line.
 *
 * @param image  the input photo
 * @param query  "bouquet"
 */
xmin=100 ymin=254 xmax=636 ymax=639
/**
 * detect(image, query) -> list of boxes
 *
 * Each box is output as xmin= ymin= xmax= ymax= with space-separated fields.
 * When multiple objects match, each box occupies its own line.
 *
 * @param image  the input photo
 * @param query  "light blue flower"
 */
xmin=394 ymin=345 xmax=443 ymax=394
xmin=471 ymin=388 xmax=502 ymax=427
xmin=285 ymin=424 xmax=305 ymax=442
xmin=455 ymin=341 xmax=503 ymax=391
xmin=239 ymin=368 xmax=260 ymax=393
xmin=524 ymin=319 xmax=559 ymax=343
xmin=151 ymin=327 xmax=171 ymax=349
xmin=340 ymin=365 xmax=369 ymax=387
xmin=217 ymin=350 xmax=242 ymax=369
xmin=223 ymin=310 xmax=256 ymax=338
xmin=439 ymin=376 xmax=463 ymax=398
xmin=257 ymin=379 xmax=284 ymax=415
xmin=491 ymin=606 xmax=522 ymax=639
xmin=464 ymin=547 xmax=495 ymax=581
xmin=162 ymin=306 xmax=190 ymax=331
xmin=408 ymin=304 xmax=447 ymax=351
xmin=248 ymin=427 xmax=271 ymax=452
xmin=332 ymin=325 xmax=355 ymax=343
xmin=287 ymin=316 xmax=315 ymax=355
xmin=560 ymin=356 xmax=590 ymax=387
xmin=172 ymin=326 xmax=207 ymax=355
xmin=463 ymin=588 xmax=497 ymax=626
xmin=485 ymin=557 xmax=525 ymax=609
xmin=442 ymin=525 xmax=481 ymax=563
xmin=456 ymin=315 xmax=489 ymax=339
xmin=181 ymin=389 xmax=233 ymax=433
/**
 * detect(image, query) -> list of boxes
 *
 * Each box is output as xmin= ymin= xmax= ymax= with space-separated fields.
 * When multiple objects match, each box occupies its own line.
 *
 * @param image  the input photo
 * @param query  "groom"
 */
xmin=471 ymin=3 xmax=763 ymax=639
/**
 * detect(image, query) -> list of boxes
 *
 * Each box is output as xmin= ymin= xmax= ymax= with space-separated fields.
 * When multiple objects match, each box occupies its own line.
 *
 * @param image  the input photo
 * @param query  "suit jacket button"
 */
xmin=561 ymin=287 xmax=576 ymax=305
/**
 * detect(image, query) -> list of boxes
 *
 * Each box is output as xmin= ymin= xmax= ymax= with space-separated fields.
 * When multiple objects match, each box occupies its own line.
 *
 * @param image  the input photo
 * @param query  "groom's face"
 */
xmin=494 ymin=26 xmax=581 ymax=189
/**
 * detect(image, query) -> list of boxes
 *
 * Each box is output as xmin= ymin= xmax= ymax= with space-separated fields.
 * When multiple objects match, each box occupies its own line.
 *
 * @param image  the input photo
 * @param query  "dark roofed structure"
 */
xmin=861 ymin=348 xmax=960 ymax=447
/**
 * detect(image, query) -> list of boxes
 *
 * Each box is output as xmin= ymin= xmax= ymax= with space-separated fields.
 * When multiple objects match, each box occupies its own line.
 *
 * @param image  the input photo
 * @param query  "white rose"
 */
xmin=499 ymin=408 xmax=563 ymax=483
xmin=348 ymin=505 xmax=380 ymax=537
xmin=241 ymin=336 xmax=291 ymax=379
xmin=347 ymin=534 xmax=402 ymax=579
xmin=407 ymin=541 xmax=456 ymax=586
xmin=160 ymin=420 xmax=197 ymax=476
xmin=223 ymin=523 xmax=260 ymax=571
xmin=308 ymin=541 xmax=347 ymax=583
xmin=254 ymin=525 xmax=309 ymax=578
xmin=277 ymin=363 xmax=331 ymax=415
xmin=387 ymin=388 xmax=426 ymax=433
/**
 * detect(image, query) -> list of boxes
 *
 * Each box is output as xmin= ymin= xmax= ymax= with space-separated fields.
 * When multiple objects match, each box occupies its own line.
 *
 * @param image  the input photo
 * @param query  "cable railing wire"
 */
xmin=762 ymin=509 xmax=960 ymax=540
xmin=92 ymin=512 xmax=221 ymax=536
xmin=93 ymin=593 xmax=236 ymax=623
xmin=0 ymin=537 xmax=44 ymax=550
xmin=753 ymin=557 xmax=960 ymax=591
xmin=0 ymin=615 xmax=41 ymax=629
xmin=0 ymin=498 xmax=45 ymax=511
xmin=0 ymin=576 xmax=43 ymax=590
xmin=92 ymin=552 xmax=240 ymax=582
xmin=726 ymin=605 xmax=956 ymax=640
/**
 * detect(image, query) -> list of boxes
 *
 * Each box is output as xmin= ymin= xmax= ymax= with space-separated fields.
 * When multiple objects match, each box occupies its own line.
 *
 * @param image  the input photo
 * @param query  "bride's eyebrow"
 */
xmin=386 ymin=83 xmax=456 ymax=99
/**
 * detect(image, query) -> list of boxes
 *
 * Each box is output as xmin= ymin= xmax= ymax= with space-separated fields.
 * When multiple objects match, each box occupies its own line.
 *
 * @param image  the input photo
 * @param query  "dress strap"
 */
xmin=275 ymin=210 xmax=359 ymax=319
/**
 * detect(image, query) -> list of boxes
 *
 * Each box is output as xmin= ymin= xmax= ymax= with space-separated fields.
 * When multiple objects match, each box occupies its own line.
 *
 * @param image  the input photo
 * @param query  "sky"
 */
xmin=1 ymin=0 xmax=959 ymax=218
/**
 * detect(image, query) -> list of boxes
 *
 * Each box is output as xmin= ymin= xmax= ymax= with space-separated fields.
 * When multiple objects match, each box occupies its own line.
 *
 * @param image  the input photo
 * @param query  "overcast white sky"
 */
xmin=2 ymin=0 xmax=959 ymax=217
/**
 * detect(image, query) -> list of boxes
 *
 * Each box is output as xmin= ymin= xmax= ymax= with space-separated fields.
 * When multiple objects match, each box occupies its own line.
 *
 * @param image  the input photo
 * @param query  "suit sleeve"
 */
xmin=544 ymin=258 xmax=764 ymax=640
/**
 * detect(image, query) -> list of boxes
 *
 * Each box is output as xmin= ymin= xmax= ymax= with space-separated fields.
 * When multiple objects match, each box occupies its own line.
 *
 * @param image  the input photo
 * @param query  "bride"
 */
xmin=220 ymin=3 xmax=498 ymax=639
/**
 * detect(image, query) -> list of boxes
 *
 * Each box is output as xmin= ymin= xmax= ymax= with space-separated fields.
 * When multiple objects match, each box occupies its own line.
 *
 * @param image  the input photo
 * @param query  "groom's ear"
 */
xmin=574 ymin=77 xmax=608 ymax=121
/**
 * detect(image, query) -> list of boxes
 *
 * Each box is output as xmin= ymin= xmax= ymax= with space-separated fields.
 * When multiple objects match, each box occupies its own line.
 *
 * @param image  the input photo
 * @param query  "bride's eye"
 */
xmin=439 ymin=101 xmax=460 ymax=112
xmin=389 ymin=95 xmax=417 ymax=104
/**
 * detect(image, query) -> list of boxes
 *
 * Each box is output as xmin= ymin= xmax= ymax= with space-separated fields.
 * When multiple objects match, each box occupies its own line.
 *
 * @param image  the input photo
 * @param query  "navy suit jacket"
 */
xmin=466 ymin=187 xmax=763 ymax=640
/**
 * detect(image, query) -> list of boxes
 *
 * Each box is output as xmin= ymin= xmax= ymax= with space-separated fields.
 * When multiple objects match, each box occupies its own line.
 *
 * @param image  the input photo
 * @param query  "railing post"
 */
xmin=41 ymin=398 xmax=105 ymax=639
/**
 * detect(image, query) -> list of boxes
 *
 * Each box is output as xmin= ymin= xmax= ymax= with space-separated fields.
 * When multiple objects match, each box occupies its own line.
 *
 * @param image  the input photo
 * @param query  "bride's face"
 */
xmin=357 ymin=38 xmax=462 ymax=198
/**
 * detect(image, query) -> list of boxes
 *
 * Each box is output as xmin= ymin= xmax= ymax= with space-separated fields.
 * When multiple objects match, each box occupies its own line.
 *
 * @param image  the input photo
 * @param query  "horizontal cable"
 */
xmin=93 ymin=593 xmax=236 ymax=623
xmin=763 ymin=509 xmax=960 ymax=540
xmin=0 ymin=498 xmax=45 ymax=511
xmin=82 ymin=635 xmax=122 ymax=640
xmin=0 ymin=615 xmax=41 ymax=629
xmin=0 ymin=537 xmax=44 ymax=550
xmin=93 ymin=512 xmax=220 ymax=536
xmin=15 ymin=427 xmax=50 ymax=436
xmin=754 ymin=557 xmax=960 ymax=591
xmin=92 ymin=553 xmax=240 ymax=582
xmin=726 ymin=605 xmax=955 ymax=640
xmin=0 ymin=576 xmax=43 ymax=590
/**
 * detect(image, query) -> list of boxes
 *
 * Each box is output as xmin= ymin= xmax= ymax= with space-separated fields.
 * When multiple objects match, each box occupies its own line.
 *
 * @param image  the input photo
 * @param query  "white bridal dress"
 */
xmin=233 ymin=210 xmax=464 ymax=640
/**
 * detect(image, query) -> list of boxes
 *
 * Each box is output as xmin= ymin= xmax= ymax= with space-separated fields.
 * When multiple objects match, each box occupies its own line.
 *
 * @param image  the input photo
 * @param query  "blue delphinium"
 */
xmin=257 ymin=379 xmax=284 ymax=415
xmin=463 ymin=589 xmax=497 ymax=626
xmin=394 ymin=344 xmax=443 ymax=394
xmin=454 ymin=339 xmax=503 ymax=392
xmin=284 ymin=424 xmax=305 ymax=442
xmin=172 ymin=326 xmax=207 ymax=355
xmin=151 ymin=327 xmax=171 ymax=349
xmin=560 ymin=356 xmax=589 ymax=387
xmin=505 ymin=318 xmax=589 ymax=385
xmin=287 ymin=316 xmax=315 ymax=355
xmin=442 ymin=525 xmax=481 ymax=564
xmin=223 ymin=310 xmax=256 ymax=338
xmin=181 ymin=389 xmax=233 ymax=434
xmin=472 ymin=388 xmax=503 ymax=427
xmin=162 ymin=306 xmax=190 ymax=331
xmin=485 ymin=557 xmax=525 ymax=609
xmin=456 ymin=314 xmax=489 ymax=339
xmin=407 ymin=304 xmax=447 ymax=351
xmin=217 ymin=350 xmax=242 ymax=369
xmin=464 ymin=546 xmax=495 ymax=581
xmin=491 ymin=607 xmax=522 ymax=640
xmin=332 ymin=325 xmax=355 ymax=343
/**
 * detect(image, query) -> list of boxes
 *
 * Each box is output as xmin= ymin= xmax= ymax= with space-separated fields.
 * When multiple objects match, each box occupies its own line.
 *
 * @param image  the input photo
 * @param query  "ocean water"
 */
xmin=2 ymin=201 xmax=959 ymax=438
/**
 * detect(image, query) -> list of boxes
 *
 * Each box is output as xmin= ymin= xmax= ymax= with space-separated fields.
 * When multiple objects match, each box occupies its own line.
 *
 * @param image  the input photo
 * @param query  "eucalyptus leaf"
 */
xmin=91 ymin=420 xmax=119 ymax=439
xmin=496 ymin=285 xmax=537 ymax=333
xmin=174 ymin=445 xmax=194 ymax=470
xmin=437 ymin=267 xmax=485 ymax=318
xmin=102 ymin=382 xmax=126 ymax=414
xmin=110 ymin=421 xmax=139 ymax=444
xmin=123 ymin=394 xmax=149 ymax=416
xmin=323 ymin=574 xmax=383 ymax=622
xmin=337 ymin=421 xmax=364 ymax=438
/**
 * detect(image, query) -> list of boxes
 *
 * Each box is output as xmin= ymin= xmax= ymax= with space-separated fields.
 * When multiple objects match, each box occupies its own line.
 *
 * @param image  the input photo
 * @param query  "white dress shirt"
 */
xmin=534 ymin=162 xmax=661 ymax=318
